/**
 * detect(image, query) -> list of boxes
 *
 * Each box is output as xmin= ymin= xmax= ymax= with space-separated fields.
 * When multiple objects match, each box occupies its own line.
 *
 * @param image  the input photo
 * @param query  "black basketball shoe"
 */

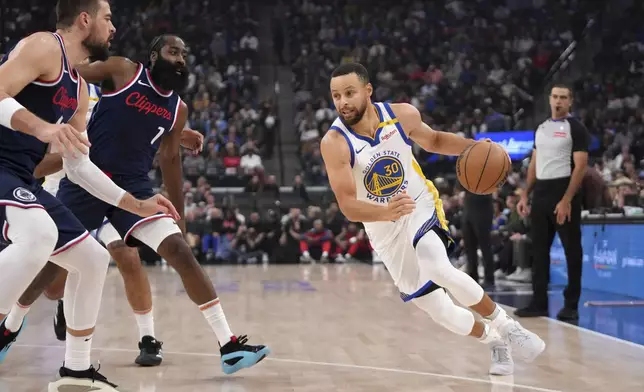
xmin=135 ymin=335 xmax=163 ymax=366
xmin=48 ymin=364 xmax=119 ymax=391
xmin=53 ymin=299 xmax=66 ymax=341
xmin=0 ymin=318 xmax=25 ymax=364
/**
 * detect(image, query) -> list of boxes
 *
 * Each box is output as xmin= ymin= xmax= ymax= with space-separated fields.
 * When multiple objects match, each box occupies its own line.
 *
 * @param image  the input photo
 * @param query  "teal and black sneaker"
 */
xmin=0 ymin=317 xmax=25 ymax=364
xmin=220 ymin=335 xmax=270 ymax=374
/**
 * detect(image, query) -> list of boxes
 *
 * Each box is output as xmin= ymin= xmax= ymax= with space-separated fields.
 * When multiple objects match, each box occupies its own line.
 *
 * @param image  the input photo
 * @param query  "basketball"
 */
xmin=456 ymin=141 xmax=510 ymax=195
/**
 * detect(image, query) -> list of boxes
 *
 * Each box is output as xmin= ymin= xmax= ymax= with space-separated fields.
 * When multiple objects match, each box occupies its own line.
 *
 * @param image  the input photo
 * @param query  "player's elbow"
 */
xmin=337 ymin=198 xmax=359 ymax=222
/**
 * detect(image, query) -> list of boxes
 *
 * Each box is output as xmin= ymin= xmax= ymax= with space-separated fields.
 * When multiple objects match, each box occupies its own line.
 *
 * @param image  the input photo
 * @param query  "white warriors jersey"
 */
xmin=43 ymin=83 xmax=101 ymax=194
xmin=329 ymin=101 xmax=448 ymax=245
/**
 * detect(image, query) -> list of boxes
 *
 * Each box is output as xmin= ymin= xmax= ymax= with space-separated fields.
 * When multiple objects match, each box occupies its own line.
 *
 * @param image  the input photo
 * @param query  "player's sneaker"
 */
xmin=496 ymin=319 xmax=545 ymax=362
xmin=53 ymin=299 xmax=66 ymax=341
xmin=48 ymin=365 xmax=119 ymax=392
xmin=0 ymin=318 xmax=25 ymax=364
xmin=135 ymin=335 xmax=163 ymax=366
xmin=489 ymin=342 xmax=513 ymax=375
xmin=220 ymin=335 xmax=270 ymax=374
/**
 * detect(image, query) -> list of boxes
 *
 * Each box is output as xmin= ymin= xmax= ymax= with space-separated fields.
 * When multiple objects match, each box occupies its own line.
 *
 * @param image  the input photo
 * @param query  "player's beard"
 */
xmin=340 ymin=100 xmax=368 ymax=126
xmin=149 ymin=56 xmax=189 ymax=93
xmin=82 ymin=30 xmax=110 ymax=62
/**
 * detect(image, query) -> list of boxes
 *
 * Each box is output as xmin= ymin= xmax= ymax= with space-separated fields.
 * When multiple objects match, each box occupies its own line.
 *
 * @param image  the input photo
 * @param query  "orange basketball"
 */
xmin=456 ymin=141 xmax=511 ymax=195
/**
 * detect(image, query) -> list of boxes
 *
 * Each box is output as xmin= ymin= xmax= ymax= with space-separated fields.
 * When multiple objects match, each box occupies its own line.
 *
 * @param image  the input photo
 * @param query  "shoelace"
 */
xmin=492 ymin=346 xmax=510 ymax=363
xmin=234 ymin=335 xmax=260 ymax=351
xmin=507 ymin=324 xmax=531 ymax=346
xmin=87 ymin=362 xmax=118 ymax=387
xmin=145 ymin=339 xmax=163 ymax=353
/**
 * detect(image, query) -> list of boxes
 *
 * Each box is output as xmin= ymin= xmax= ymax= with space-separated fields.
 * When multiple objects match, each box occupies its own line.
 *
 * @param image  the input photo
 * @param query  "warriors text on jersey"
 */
xmin=0 ymin=32 xmax=81 ymax=182
xmin=87 ymin=64 xmax=181 ymax=179
xmin=329 ymin=102 xmax=448 ymax=244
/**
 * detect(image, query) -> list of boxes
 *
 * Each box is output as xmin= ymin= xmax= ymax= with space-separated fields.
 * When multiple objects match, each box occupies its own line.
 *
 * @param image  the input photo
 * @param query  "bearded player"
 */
xmin=0 ymin=0 xmax=180 ymax=390
xmin=321 ymin=63 xmax=546 ymax=375
xmin=0 ymin=33 xmax=270 ymax=376
xmin=1 ymin=80 xmax=204 ymax=368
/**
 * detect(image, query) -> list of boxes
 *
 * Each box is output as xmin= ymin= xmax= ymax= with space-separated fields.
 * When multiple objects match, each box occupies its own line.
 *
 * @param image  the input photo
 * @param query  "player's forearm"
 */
xmin=33 ymin=153 xmax=63 ymax=179
xmin=563 ymin=164 xmax=587 ymax=202
xmin=427 ymin=130 xmax=475 ymax=156
xmin=62 ymin=154 xmax=128 ymax=208
xmin=339 ymin=197 xmax=391 ymax=222
xmin=0 ymin=93 xmax=48 ymax=136
xmin=160 ymin=154 xmax=185 ymax=227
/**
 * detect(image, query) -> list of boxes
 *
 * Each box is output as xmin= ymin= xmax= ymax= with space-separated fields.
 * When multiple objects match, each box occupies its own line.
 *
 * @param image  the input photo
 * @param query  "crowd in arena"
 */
xmin=3 ymin=0 xmax=644 ymax=278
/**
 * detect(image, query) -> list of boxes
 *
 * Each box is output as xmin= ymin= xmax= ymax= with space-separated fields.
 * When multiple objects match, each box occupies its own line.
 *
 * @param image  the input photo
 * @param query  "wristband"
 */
xmin=0 ymin=97 xmax=25 ymax=130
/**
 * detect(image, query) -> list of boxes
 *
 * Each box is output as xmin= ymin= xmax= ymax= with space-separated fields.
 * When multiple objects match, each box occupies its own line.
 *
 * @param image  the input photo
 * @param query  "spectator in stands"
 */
xmin=245 ymin=175 xmax=262 ymax=194
xmin=277 ymin=208 xmax=306 ymax=262
xmin=293 ymin=174 xmax=310 ymax=203
xmin=334 ymin=223 xmax=371 ymax=263
xmin=263 ymin=175 xmax=280 ymax=200
xmin=300 ymin=219 xmax=333 ymax=263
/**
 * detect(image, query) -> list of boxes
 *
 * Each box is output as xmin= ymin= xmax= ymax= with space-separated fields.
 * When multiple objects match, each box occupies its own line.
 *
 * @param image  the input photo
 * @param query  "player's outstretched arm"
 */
xmin=393 ymin=103 xmax=474 ymax=156
xmin=0 ymin=33 xmax=90 ymax=156
xmin=159 ymin=100 xmax=188 ymax=233
xmin=75 ymin=56 xmax=138 ymax=85
xmin=62 ymin=78 xmax=180 ymax=221
xmin=320 ymin=131 xmax=415 ymax=222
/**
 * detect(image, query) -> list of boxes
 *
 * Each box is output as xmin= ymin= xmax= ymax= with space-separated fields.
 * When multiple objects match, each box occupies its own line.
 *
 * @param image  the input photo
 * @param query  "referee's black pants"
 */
xmin=462 ymin=205 xmax=495 ymax=284
xmin=530 ymin=178 xmax=583 ymax=310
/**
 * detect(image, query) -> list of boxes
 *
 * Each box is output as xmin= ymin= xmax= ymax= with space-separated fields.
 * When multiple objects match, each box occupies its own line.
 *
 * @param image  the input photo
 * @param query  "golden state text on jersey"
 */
xmin=329 ymin=101 xmax=449 ymax=233
xmin=362 ymin=150 xmax=408 ymax=203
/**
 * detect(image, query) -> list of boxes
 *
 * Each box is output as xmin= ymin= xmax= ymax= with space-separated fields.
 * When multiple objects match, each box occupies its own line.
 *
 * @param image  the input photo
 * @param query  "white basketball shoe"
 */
xmin=489 ymin=341 xmax=514 ymax=376
xmin=490 ymin=307 xmax=546 ymax=362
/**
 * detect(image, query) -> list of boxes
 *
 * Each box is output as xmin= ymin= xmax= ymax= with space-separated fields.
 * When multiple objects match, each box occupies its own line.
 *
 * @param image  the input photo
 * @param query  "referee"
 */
xmin=515 ymin=84 xmax=589 ymax=322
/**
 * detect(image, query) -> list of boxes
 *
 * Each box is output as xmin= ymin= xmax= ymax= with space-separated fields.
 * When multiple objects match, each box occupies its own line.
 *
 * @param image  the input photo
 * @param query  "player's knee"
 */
xmin=414 ymin=289 xmax=451 ymax=321
xmin=109 ymin=242 xmax=142 ymax=276
xmin=6 ymin=206 xmax=58 ymax=256
xmin=57 ymin=236 xmax=110 ymax=276
xmin=158 ymin=233 xmax=199 ymax=272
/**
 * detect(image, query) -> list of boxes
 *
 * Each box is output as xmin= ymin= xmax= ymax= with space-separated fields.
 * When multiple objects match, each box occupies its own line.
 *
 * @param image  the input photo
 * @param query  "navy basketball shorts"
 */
xmin=0 ymin=170 xmax=89 ymax=255
xmin=56 ymin=176 xmax=176 ymax=248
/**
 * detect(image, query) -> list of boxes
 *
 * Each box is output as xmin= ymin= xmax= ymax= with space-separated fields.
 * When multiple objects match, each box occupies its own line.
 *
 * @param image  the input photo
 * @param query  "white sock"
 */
xmin=199 ymin=298 xmax=233 ymax=346
xmin=65 ymin=333 xmax=92 ymax=371
xmin=134 ymin=309 xmax=155 ymax=340
xmin=486 ymin=304 xmax=513 ymax=330
xmin=4 ymin=303 xmax=29 ymax=332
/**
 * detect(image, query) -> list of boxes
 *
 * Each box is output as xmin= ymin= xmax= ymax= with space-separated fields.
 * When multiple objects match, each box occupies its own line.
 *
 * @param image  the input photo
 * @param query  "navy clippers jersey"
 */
xmin=0 ymin=32 xmax=81 ymax=181
xmin=87 ymin=64 xmax=181 ymax=179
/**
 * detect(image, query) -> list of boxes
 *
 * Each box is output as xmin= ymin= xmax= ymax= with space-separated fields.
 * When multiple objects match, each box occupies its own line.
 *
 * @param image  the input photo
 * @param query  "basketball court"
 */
xmin=2 ymin=263 xmax=643 ymax=392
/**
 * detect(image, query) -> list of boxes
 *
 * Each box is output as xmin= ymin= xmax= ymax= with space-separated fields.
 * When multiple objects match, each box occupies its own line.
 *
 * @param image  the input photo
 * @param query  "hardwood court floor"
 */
xmin=2 ymin=263 xmax=643 ymax=392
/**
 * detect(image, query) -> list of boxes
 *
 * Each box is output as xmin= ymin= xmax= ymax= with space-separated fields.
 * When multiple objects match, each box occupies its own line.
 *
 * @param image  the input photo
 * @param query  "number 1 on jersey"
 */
xmin=151 ymin=126 xmax=165 ymax=144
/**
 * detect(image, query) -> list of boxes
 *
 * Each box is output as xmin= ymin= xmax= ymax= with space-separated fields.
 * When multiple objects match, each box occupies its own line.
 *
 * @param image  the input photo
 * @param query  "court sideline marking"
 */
xmin=14 ymin=343 xmax=560 ymax=392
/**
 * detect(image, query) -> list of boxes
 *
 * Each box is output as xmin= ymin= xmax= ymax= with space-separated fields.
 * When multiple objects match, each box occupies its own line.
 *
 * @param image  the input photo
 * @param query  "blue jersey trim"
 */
xmin=383 ymin=102 xmax=412 ymax=146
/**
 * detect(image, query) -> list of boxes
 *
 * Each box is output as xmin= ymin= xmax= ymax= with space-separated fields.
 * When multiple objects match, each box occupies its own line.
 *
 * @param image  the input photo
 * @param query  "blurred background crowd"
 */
xmin=2 ymin=0 xmax=642 ymax=283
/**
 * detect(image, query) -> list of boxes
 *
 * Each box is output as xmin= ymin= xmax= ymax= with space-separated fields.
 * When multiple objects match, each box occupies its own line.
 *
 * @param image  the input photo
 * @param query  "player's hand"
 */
xmin=38 ymin=123 xmax=91 ymax=158
xmin=554 ymin=197 xmax=572 ymax=225
xmin=133 ymin=194 xmax=181 ymax=221
xmin=180 ymin=129 xmax=204 ymax=156
xmin=517 ymin=196 xmax=530 ymax=217
xmin=386 ymin=191 xmax=415 ymax=220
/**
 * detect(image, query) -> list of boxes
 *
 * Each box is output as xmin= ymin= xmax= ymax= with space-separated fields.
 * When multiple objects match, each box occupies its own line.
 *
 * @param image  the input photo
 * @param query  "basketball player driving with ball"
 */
xmin=321 ymin=63 xmax=546 ymax=376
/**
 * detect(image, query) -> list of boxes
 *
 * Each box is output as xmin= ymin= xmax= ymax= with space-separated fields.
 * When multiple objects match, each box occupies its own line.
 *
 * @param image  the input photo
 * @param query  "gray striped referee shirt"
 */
xmin=534 ymin=116 xmax=590 ymax=180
